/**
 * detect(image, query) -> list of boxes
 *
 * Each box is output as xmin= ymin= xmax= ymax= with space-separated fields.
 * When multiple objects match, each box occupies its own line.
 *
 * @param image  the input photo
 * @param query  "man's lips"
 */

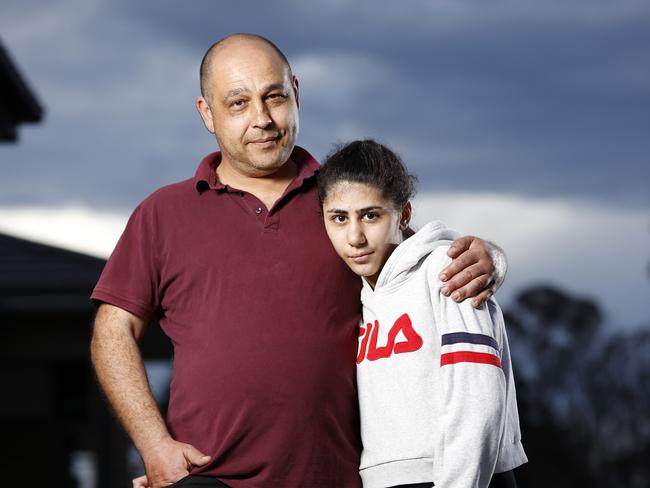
xmin=249 ymin=135 xmax=280 ymax=144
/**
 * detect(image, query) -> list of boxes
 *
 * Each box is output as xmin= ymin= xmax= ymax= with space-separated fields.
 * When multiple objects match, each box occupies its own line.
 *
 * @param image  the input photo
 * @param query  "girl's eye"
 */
xmin=332 ymin=215 xmax=347 ymax=223
xmin=363 ymin=212 xmax=378 ymax=221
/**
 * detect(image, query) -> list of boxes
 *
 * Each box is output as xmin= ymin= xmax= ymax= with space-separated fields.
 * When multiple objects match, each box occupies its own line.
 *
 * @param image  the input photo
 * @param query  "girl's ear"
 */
xmin=399 ymin=201 xmax=412 ymax=231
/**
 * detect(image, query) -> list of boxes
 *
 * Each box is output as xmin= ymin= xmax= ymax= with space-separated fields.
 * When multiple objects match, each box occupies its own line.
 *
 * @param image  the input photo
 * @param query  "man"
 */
xmin=91 ymin=34 xmax=504 ymax=488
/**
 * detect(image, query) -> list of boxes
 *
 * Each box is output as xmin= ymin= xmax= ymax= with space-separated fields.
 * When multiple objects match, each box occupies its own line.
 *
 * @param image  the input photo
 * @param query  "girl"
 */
xmin=318 ymin=140 xmax=527 ymax=488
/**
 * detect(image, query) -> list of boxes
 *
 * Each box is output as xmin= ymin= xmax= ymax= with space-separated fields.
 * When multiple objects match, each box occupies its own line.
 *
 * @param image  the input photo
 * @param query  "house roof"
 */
xmin=0 ymin=232 xmax=105 ymax=312
xmin=0 ymin=232 xmax=173 ymax=358
xmin=0 ymin=40 xmax=44 ymax=142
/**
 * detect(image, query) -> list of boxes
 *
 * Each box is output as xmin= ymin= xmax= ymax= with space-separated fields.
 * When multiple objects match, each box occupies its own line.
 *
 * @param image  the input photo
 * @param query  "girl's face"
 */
xmin=322 ymin=181 xmax=411 ymax=288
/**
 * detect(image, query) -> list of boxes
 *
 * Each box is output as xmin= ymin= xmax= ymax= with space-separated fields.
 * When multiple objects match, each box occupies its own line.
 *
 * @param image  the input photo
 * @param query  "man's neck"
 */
xmin=216 ymin=158 xmax=298 ymax=210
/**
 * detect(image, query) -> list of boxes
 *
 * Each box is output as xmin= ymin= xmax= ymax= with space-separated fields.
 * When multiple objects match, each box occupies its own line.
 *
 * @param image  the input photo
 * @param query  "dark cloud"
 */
xmin=104 ymin=0 xmax=650 ymax=207
xmin=1 ymin=0 xmax=649 ymax=210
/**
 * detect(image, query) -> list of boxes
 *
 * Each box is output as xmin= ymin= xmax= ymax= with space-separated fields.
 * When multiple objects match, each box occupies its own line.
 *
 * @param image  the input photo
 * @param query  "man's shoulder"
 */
xmin=137 ymin=176 xmax=197 ymax=210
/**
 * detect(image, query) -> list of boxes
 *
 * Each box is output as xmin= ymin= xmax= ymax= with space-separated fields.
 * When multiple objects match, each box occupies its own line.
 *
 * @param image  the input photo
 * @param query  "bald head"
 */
xmin=194 ymin=32 xmax=300 ymax=179
xmin=200 ymin=34 xmax=293 ymax=102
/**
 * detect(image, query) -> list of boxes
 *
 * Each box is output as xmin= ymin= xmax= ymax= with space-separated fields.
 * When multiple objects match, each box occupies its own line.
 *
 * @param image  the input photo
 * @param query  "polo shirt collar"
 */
xmin=194 ymin=145 xmax=320 ymax=194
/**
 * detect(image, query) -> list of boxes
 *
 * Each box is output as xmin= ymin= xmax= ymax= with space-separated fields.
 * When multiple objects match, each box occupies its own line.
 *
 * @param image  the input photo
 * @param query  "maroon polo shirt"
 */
xmin=91 ymin=146 xmax=363 ymax=487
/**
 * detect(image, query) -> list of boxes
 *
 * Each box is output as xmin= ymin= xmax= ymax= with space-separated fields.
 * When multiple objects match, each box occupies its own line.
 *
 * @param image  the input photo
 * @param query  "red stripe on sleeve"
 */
xmin=440 ymin=351 xmax=501 ymax=368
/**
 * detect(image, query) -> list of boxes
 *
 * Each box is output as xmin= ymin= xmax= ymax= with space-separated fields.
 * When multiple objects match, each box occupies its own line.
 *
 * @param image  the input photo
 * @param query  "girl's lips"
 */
xmin=350 ymin=252 xmax=372 ymax=264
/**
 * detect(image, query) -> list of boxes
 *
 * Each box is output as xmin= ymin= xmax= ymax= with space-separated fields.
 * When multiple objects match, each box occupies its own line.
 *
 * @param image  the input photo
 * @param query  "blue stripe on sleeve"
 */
xmin=441 ymin=332 xmax=498 ymax=350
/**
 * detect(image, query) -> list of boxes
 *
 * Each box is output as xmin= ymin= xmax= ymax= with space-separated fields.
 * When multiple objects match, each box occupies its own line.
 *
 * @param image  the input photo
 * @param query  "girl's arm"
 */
xmin=431 ymin=248 xmax=509 ymax=488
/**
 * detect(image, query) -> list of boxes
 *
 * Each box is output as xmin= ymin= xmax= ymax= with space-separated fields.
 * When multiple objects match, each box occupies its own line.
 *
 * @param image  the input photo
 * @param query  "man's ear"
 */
xmin=196 ymin=96 xmax=215 ymax=133
xmin=400 ymin=201 xmax=412 ymax=231
xmin=292 ymin=76 xmax=300 ymax=109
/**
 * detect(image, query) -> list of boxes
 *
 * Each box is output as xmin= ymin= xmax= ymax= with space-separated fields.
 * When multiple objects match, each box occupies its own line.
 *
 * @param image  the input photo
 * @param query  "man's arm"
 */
xmin=90 ymin=304 xmax=210 ymax=488
xmin=439 ymin=236 xmax=507 ymax=308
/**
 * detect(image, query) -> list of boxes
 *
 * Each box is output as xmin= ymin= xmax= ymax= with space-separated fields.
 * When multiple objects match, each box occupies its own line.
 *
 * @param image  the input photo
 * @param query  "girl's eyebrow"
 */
xmin=356 ymin=206 xmax=384 ymax=214
xmin=325 ymin=205 xmax=385 ymax=214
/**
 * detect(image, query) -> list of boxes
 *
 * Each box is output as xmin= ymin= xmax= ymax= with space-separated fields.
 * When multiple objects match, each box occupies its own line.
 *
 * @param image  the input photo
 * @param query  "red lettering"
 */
xmin=357 ymin=324 xmax=371 ymax=364
xmin=391 ymin=313 xmax=423 ymax=354
xmin=357 ymin=314 xmax=423 ymax=363
xmin=367 ymin=320 xmax=393 ymax=361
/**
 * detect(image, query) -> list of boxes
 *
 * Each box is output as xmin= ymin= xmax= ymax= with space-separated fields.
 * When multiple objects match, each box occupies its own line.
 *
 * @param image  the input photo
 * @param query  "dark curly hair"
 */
xmin=318 ymin=139 xmax=417 ymax=209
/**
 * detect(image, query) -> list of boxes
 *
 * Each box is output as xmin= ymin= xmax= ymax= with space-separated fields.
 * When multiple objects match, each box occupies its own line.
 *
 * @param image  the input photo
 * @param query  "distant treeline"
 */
xmin=504 ymin=285 xmax=650 ymax=488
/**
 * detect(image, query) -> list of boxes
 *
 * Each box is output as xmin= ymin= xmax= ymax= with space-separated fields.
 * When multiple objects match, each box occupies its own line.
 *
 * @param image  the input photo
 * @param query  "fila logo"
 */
xmin=357 ymin=313 xmax=423 ymax=363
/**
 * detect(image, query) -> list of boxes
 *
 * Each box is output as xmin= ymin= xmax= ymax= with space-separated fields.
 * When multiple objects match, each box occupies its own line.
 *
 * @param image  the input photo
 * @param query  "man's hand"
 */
xmin=137 ymin=438 xmax=211 ymax=488
xmin=132 ymin=475 xmax=149 ymax=488
xmin=439 ymin=236 xmax=507 ymax=308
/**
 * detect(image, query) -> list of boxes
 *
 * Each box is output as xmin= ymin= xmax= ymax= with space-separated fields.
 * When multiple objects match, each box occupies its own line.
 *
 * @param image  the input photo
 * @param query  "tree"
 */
xmin=504 ymin=285 xmax=649 ymax=487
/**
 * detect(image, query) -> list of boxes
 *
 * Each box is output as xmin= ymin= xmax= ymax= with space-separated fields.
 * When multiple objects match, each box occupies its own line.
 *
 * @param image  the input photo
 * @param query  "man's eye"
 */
xmin=231 ymin=100 xmax=246 ymax=108
xmin=267 ymin=93 xmax=287 ymax=102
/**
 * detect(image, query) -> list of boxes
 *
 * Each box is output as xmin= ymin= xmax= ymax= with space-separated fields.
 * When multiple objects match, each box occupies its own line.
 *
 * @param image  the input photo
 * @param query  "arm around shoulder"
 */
xmin=441 ymin=236 xmax=508 ymax=308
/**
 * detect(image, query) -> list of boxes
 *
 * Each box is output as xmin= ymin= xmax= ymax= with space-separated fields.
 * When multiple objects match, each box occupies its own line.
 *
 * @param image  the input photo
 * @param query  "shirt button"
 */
xmin=255 ymin=207 xmax=263 ymax=214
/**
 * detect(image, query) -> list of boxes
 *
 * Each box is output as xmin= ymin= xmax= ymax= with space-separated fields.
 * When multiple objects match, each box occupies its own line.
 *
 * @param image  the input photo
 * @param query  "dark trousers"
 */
xmin=168 ymin=475 xmax=230 ymax=487
xmin=391 ymin=469 xmax=517 ymax=488
xmin=170 ymin=470 xmax=516 ymax=488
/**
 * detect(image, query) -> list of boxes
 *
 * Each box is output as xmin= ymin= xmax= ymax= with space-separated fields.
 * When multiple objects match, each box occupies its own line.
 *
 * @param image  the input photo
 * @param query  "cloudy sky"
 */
xmin=2 ymin=0 xmax=649 ymax=328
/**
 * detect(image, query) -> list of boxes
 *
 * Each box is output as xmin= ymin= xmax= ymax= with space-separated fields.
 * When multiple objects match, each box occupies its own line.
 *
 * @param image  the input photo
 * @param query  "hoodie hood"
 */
xmin=367 ymin=221 xmax=460 ymax=291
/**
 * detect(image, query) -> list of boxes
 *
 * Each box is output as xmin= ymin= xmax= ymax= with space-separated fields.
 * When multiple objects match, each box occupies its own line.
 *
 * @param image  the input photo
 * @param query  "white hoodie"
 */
xmin=357 ymin=222 xmax=527 ymax=488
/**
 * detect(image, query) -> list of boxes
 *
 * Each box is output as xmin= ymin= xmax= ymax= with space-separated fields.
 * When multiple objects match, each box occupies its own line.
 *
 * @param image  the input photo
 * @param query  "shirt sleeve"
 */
xmin=90 ymin=198 xmax=162 ymax=322
xmin=429 ymin=247 xmax=507 ymax=488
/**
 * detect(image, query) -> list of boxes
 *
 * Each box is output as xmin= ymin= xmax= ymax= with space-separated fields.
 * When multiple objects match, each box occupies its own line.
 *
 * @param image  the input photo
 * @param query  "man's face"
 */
xmin=197 ymin=41 xmax=299 ymax=177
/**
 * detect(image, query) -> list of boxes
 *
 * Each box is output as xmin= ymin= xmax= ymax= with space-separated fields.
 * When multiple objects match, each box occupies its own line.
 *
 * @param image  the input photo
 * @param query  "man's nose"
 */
xmin=252 ymin=100 xmax=272 ymax=129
